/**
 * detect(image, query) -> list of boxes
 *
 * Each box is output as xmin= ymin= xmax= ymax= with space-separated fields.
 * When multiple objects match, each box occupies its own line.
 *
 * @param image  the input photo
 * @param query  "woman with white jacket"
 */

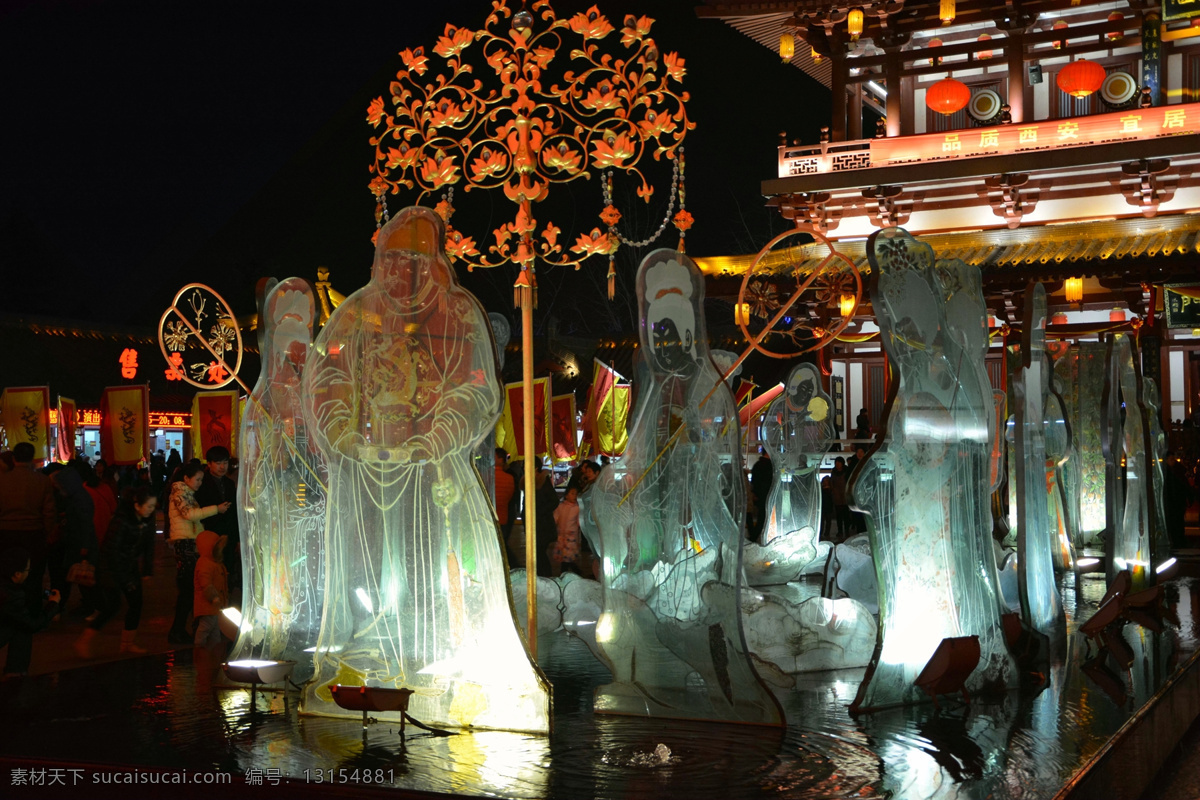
xmin=167 ymin=463 xmax=230 ymax=644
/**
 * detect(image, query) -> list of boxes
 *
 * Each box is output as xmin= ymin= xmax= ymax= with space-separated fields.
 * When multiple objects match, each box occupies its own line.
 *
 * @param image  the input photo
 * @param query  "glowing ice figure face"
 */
xmin=649 ymin=316 xmax=695 ymax=376
xmin=378 ymin=250 xmax=433 ymax=302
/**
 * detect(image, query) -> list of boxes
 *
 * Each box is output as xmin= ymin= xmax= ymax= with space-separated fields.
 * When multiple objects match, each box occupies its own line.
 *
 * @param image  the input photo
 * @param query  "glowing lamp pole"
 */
xmin=366 ymin=1 xmax=692 ymax=657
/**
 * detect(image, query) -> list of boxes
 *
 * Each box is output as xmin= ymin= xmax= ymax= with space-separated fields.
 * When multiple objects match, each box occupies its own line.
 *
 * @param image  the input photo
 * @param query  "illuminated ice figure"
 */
xmin=301 ymin=206 xmax=549 ymax=733
xmin=1044 ymin=382 xmax=1076 ymax=573
xmin=1054 ymin=343 xmax=1109 ymax=547
xmin=1142 ymin=378 xmax=1172 ymax=564
xmin=849 ymin=228 xmax=1016 ymax=712
xmin=1011 ymin=283 xmax=1065 ymax=640
xmin=1103 ymin=334 xmax=1157 ymax=590
xmin=580 ymin=249 xmax=784 ymax=725
xmin=231 ymin=278 xmax=327 ymax=681
xmin=744 ymin=364 xmax=831 ymax=587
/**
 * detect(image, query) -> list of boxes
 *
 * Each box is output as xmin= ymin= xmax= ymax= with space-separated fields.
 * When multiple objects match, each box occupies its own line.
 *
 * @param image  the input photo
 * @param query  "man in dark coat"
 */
xmin=194 ymin=446 xmax=241 ymax=596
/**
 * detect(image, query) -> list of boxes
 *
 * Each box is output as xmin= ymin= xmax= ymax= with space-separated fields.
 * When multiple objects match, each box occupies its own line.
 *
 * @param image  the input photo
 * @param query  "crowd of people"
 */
xmin=0 ymin=443 xmax=240 ymax=680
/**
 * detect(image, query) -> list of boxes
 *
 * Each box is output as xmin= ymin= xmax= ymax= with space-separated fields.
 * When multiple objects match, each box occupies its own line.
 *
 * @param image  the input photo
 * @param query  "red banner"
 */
xmin=100 ymin=386 xmax=149 ymax=465
xmin=734 ymin=378 xmax=756 ymax=407
xmin=57 ymin=396 xmax=76 ymax=463
xmin=551 ymin=393 xmax=578 ymax=463
xmin=191 ymin=391 xmax=240 ymax=459
xmin=505 ymin=378 xmax=551 ymax=459
xmin=739 ymin=383 xmax=784 ymax=427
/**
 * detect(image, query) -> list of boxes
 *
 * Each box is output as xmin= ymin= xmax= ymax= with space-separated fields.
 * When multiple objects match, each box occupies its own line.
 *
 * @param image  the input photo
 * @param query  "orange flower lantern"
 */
xmin=1057 ymin=59 xmax=1105 ymax=98
xmin=926 ymin=78 xmax=971 ymax=115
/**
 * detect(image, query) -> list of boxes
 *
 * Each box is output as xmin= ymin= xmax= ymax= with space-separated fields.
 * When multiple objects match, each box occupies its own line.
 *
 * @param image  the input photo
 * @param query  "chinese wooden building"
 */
xmin=697 ymin=0 xmax=1200 ymax=436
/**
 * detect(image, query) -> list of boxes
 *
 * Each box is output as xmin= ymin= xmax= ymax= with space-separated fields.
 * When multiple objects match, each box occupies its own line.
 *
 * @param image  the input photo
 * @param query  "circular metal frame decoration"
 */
xmin=968 ymin=89 xmax=1002 ymax=123
xmin=1101 ymin=71 xmax=1137 ymax=106
xmin=157 ymin=283 xmax=244 ymax=390
xmin=736 ymin=226 xmax=862 ymax=359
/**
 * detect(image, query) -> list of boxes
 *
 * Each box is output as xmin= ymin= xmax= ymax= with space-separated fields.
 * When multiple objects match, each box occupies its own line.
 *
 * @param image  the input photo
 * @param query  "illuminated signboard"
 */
xmin=1164 ymin=284 xmax=1200 ymax=328
xmin=780 ymin=102 xmax=1200 ymax=178
xmin=119 ymin=348 xmax=139 ymax=380
xmin=70 ymin=409 xmax=191 ymax=429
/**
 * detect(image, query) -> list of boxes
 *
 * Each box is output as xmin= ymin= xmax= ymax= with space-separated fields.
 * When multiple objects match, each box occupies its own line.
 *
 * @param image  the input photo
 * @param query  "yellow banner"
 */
xmin=1 ymin=387 xmax=51 ymax=462
xmin=101 ymin=386 xmax=148 ymax=465
xmin=191 ymin=390 xmax=240 ymax=459
xmin=596 ymin=384 xmax=630 ymax=456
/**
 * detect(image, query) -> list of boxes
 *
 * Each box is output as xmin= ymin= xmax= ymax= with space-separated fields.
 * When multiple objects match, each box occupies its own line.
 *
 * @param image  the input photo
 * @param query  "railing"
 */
xmin=777 ymin=102 xmax=1200 ymax=179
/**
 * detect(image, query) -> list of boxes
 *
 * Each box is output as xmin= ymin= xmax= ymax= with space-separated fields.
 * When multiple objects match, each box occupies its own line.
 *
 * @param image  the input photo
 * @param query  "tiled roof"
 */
xmin=694 ymin=215 xmax=1200 ymax=278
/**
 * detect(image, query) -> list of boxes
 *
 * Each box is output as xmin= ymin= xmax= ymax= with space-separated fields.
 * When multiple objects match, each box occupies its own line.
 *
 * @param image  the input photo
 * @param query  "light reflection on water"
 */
xmin=2 ymin=577 xmax=1199 ymax=799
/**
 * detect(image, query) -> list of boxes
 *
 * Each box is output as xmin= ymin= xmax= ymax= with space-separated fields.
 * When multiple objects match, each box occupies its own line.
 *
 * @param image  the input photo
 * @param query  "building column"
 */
xmin=1005 ymin=31 xmax=1025 ymax=124
xmin=831 ymin=48 xmax=847 ymax=141
xmin=885 ymin=49 xmax=902 ymax=136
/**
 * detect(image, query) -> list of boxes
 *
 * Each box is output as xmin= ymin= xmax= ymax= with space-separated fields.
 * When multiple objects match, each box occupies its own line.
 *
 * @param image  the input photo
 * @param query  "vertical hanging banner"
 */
xmin=734 ymin=378 xmax=756 ymax=407
xmin=57 ymin=396 xmax=77 ymax=463
xmin=551 ymin=393 xmax=578 ymax=463
xmin=1 ymin=386 xmax=51 ymax=462
xmin=595 ymin=383 xmax=631 ymax=457
xmin=505 ymin=378 xmax=551 ymax=459
xmin=100 ymin=385 xmax=149 ymax=466
xmin=191 ymin=390 xmax=240 ymax=459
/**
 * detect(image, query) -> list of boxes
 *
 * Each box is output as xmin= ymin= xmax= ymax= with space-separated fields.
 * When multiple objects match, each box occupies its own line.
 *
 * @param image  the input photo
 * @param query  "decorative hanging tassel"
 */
xmin=607 ymin=256 xmax=616 ymax=300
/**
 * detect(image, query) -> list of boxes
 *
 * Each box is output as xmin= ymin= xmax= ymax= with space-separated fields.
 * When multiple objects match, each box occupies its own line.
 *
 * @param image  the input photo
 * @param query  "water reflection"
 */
xmin=2 ymin=577 xmax=1199 ymax=799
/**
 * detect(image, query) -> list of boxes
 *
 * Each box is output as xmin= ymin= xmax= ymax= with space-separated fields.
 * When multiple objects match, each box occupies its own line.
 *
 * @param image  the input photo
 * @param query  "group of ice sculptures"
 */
xmin=229 ymin=208 xmax=1171 ymax=733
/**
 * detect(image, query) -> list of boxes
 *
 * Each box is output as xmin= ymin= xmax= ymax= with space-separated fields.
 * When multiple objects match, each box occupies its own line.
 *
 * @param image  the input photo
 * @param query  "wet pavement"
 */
xmin=3 ymin=567 xmax=1200 ymax=800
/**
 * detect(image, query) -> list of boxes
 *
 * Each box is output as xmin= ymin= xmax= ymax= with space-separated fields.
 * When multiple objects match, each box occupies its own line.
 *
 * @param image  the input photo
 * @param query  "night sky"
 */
xmin=1 ymin=0 xmax=827 ymax=336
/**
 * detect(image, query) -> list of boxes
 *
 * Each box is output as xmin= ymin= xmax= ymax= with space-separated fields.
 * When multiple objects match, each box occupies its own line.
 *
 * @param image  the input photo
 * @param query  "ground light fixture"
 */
xmin=328 ymin=685 xmax=459 ymax=747
xmin=222 ymin=660 xmax=297 ymax=704
xmin=913 ymin=635 xmax=981 ymax=710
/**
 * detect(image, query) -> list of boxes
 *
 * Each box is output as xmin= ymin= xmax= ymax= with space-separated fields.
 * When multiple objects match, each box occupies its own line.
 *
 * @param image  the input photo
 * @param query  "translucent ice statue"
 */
xmin=1054 ymin=343 xmax=1109 ymax=548
xmin=849 ymin=228 xmax=1016 ymax=712
xmin=1104 ymin=334 xmax=1156 ymax=590
xmin=301 ymin=206 xmax=550 ymax=733
xmin=231 ymin=278 xmax=327 ymax=681
xmin=744 ymin=364 xmax=831 ymax=586
xmin=1011 ymin=283 xmax=1065 ymax=640
xmin=580 ymin=249 xmax=784 ymax=725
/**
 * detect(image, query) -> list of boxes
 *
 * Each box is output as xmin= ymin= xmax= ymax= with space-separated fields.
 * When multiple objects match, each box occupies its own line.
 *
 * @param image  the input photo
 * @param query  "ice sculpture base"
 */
xmin=16 ymin=571 xmax=1200 ymax=800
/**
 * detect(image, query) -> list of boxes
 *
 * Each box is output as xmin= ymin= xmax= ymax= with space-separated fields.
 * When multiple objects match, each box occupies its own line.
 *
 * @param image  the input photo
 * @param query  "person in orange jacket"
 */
xmin=192 ymin=530 xmax=228 ymax=652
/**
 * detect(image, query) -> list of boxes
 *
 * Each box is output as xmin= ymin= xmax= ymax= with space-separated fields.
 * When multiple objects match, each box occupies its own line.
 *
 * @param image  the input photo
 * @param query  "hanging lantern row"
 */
xmin=924 ymin=56 xmax=1105 ymax=116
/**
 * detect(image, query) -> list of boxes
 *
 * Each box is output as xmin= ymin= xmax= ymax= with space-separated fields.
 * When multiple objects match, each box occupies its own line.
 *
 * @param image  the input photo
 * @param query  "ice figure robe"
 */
xmin=231 ymin=278 xmax=327 ymax=681
xmin=580 ymin=249 xmax=782 ymax=725
xmin=850 ymin=228 xmax=1016 ymax=712
xmin=743 ymin=363 xmax=831 ymax=586
xmin=301 ymin=206 xmax=549 ymax=733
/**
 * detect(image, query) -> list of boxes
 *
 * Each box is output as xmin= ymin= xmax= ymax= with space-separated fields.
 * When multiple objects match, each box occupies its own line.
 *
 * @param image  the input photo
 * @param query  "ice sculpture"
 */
xmin=1104 ymin=334 xmax=1157 ymax=590
xmin=1011 ymin=283 xmax=1065 ymax=640
xmin=1143 ymin=378 xmax=1172 ymax=562
xmin=579 ymin=249 xmax=784 ymax=725
xmin=1044 ymin=383 xmax=1075 ymax=573
xmin=231 ymin=278 xmax=327 ymax=680
xmin=744 ymin=364 xmax=831 ymax=586
xmin=740 ymin=591 xmax=875 ymax=674
xmin=301 ymin=206 xmax=550 ymax=733
xmin=849 ymin=228 xmax=1016 ymax=712
xmin=1054 ymin=344 xmax=1109 ymax=547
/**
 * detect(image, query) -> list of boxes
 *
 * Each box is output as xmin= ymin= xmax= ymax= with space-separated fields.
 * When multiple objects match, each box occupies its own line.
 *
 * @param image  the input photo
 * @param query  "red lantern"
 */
xmin=1057 ymin=59 xmax=1105 ymax=98
xmin=926 ymin=78 xmax=971 ymax=115
xmin=1052 ymin=19 xmax=1069 ymax=50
